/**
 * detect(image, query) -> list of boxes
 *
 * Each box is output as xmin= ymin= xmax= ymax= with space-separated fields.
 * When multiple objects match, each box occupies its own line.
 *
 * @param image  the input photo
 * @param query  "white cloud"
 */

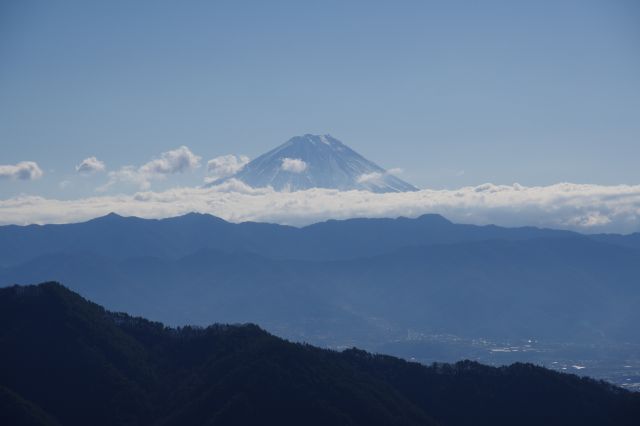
xmin=99 ymin=146 xmax=201 ymax=191
xmin=2 ymin=182 xmax=640 ymax=234
xmin=356 ymin=167 xmax=404 ymax=185
xmin=139 ymin=145 xmax=201 ymax=175
xmin=206 ymin=155 xmax=250 ymax=182
xmin=357 ymin=168 xmax=403 ymax=185
xmin=99 ymin=166 xmax=151 ymax=191
xmin=76 ymin=156 xmax=106 ymax=174
xmin=357 ymin=172 xmax=383 ymax=184
xmin=564 ymin=212 xmax=612 ymax=228
xmin=0 ymin=161 xmax=43 ymax=181
xmin=281 ymin=158 xmax=307 ymax=173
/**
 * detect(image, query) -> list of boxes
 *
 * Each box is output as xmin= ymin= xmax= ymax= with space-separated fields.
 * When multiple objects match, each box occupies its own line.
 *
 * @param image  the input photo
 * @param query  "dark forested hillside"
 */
xmin=1 ymin=283 xmax=638 ymax=426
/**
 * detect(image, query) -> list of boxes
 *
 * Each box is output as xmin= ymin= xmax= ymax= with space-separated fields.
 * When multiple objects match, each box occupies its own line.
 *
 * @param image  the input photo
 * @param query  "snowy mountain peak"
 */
xmin=209 ymin=134 xmax=418 ymax=193
xmin=285 ymin=134 xmax=340 ymax=148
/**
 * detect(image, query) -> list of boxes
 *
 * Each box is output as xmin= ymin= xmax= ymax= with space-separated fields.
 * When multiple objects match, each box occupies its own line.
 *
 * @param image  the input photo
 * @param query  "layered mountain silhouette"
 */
xmin=207 ymin=134 xmax=418 ymax=192
xmin=1 ymin=282 xmax=638 ymax=426
xmin=1 ymin=213 xmax=639 ymax=350
xmin=5 ymin=211 xmax=634 ymax=267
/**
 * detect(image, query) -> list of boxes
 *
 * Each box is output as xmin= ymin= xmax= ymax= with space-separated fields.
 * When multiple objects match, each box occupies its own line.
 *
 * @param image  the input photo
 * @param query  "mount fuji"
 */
xmin=209 ymin=134 xmax=418 ymax=193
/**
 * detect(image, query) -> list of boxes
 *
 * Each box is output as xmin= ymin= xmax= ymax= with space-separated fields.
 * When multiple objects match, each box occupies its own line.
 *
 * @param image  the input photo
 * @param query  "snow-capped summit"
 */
xmin=209 ymin=134 xmax=418 ymax=193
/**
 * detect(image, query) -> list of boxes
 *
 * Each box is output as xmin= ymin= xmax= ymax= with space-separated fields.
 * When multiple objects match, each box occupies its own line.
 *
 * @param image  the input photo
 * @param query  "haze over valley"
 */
xmin=2 ymin=211 xmax=639 ymax=390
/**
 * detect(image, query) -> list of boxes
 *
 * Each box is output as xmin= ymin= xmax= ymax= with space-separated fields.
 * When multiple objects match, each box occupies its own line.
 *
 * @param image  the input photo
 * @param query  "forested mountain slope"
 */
xmin=1 ymin=283 xmax=638 ymax=426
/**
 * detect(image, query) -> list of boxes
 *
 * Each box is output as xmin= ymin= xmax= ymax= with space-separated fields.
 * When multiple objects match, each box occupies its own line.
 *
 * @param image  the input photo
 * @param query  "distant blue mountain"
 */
xmin=2 ymin=216 xmax=639 ymax=346
xmin=0 ymin=211 xmax=610 ymax=267
xmin=590 ymin=232 xmax=640 ymax=250
xmin=208 ymin=134 xmax=418 ymax=192
xmin=2 ymin=213 xmax=639 ymax=355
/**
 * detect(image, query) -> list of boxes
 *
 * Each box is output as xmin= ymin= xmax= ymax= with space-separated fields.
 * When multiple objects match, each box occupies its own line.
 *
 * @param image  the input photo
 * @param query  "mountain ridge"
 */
xmin=2 ymin=212 xmax=639 ymax=363
xmin=3 ymin=211 xmax=630 ymax=267
xmin=2 ymin=236 xmax=639 ymax=345
xmin=1 ymin=282 xmax=638 ymax=426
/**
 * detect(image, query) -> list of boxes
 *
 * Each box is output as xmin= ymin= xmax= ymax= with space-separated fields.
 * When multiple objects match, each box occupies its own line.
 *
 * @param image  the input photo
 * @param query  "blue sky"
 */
xmin=1 ymin=1 xmax=639 ymax=231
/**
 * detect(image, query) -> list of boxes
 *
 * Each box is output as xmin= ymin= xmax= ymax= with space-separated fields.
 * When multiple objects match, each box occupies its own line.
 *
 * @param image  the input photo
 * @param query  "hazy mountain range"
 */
xmin=1 ymin=213 xmax=639 ymax=351
xmin=3 ymin=211 xmax=638 ymax=266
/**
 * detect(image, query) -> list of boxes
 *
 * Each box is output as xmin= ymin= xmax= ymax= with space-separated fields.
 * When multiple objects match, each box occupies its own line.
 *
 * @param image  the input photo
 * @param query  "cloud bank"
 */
xmin=0 ymin=161 xmax=43 ymax=181
xmin=76 ymin=156 xmax=106 ymax=174
xmin=2 ymin=182 xmax=640 ymax=234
